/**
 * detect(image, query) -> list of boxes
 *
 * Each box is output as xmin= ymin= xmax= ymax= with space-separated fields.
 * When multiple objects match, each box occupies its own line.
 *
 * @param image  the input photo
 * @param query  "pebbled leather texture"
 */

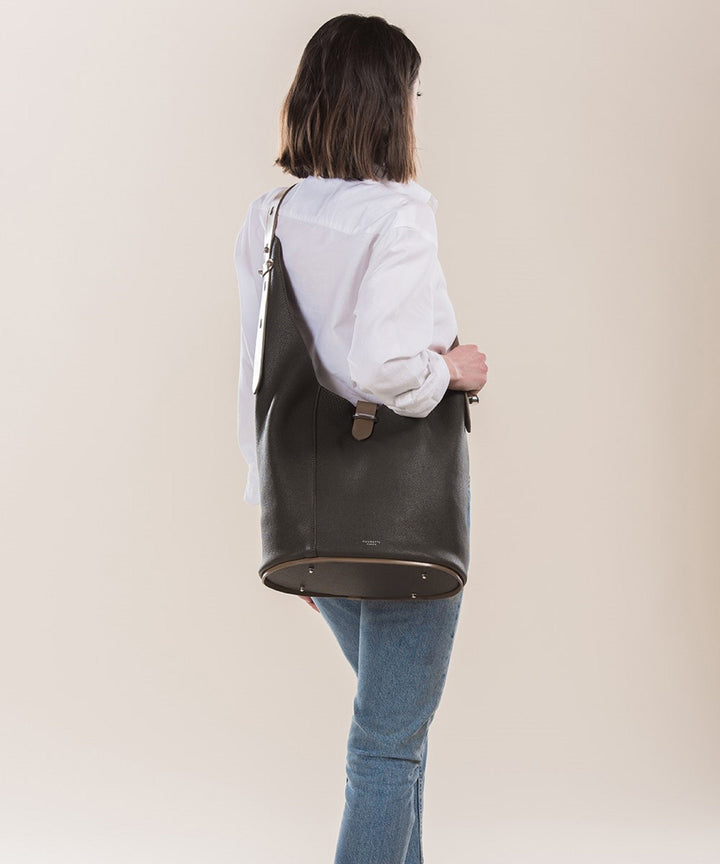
xmin=254 ymin=189 xmax=470 ymax=600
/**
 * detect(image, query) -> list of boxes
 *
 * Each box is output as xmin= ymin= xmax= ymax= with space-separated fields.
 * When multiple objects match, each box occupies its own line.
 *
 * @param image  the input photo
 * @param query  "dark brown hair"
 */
xmin=274 ymin=14 xmax=421 ymax=183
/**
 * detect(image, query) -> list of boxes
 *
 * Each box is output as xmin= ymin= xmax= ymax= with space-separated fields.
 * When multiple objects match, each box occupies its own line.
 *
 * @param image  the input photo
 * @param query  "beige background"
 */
xmin=1 ymin=1 xmax=719 ymax=862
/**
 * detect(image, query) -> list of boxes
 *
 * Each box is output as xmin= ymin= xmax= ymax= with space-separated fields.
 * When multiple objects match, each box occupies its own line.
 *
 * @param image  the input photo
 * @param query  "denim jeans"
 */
xmin=312 ymin=485 xmax=470 ymax=864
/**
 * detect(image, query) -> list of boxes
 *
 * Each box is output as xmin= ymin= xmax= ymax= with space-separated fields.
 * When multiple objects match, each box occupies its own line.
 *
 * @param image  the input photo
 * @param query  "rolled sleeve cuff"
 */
xmin=386 ymin=349 xmax=451 ymax=418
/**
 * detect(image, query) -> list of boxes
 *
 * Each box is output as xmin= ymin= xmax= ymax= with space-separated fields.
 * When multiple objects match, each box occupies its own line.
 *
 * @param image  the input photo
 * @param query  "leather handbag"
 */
xmin=252 ymin=184 xmax=476 ymax=600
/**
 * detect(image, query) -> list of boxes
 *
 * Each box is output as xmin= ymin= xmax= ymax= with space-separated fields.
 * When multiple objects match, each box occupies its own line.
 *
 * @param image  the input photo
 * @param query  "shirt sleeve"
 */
xmin=347 ymin=224 xmax=452 ymax=418
xmin=234 ymin=204 xmax=262 ymax=506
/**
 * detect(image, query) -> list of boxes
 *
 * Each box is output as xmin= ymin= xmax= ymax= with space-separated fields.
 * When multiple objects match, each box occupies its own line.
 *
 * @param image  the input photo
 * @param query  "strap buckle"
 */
xmin=352 ymin=400 xmax=378 ymax=440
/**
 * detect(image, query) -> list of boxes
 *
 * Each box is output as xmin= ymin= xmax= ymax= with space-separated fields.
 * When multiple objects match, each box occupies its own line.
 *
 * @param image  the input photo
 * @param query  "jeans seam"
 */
xmin=415 ymin=767 xmax=423 ymax=863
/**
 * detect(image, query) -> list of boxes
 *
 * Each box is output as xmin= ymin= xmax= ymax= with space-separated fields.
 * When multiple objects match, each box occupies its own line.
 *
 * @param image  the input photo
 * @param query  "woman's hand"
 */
xmin=300 ymin=596 xmax=319 ymax=612
xmin=442 ymin=344 xmax=488 ymax=394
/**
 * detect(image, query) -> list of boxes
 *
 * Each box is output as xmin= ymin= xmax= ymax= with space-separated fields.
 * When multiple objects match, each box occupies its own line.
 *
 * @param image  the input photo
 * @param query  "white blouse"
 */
xmin=234 ymin=175 xmax=459 ymax=506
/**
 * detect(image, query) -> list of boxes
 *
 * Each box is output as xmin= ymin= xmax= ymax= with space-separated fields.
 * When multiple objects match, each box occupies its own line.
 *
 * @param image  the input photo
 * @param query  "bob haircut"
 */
xmin=274 ymin=14 xmax=421 ymax=183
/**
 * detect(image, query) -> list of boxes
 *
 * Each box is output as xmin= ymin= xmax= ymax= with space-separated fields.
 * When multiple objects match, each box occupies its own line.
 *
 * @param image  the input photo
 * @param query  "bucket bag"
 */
xmin=252 ymin=184 xmax=476 ymax=600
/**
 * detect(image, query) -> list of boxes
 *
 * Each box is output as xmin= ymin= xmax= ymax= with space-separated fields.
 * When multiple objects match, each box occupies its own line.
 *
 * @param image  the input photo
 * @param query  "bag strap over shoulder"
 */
xmin=251 ymin=184 xmax=297 ymax=394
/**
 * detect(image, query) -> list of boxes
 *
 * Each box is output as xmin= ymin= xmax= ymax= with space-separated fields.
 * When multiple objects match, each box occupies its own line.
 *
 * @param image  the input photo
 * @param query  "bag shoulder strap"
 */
xmin=251 ymin=184 xmax=297 ymax=394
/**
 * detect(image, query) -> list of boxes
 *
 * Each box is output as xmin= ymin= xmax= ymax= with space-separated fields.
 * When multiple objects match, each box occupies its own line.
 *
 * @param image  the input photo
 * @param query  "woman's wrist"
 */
xmin=441 ymin=352 xmax=460 ymax=388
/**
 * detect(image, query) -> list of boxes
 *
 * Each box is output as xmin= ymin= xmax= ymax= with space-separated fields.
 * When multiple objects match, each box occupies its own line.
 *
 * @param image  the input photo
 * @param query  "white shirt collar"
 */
xmin=302 ymin=174 xmax=439 ymax=215
xmin=383 ymin=178 xmax=439 ymax=214
xmin=361 ymin=175 xmax=438 ymax=214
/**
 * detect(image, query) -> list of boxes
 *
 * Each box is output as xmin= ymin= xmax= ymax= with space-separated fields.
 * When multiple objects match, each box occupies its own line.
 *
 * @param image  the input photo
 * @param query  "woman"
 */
xmin=234 ymin=14 xmax=488 ymax=864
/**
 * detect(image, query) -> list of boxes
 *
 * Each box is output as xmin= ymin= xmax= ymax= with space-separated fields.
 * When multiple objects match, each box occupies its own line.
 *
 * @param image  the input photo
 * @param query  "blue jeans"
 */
xmin=312 ymin=486 xmax=470 ymax=864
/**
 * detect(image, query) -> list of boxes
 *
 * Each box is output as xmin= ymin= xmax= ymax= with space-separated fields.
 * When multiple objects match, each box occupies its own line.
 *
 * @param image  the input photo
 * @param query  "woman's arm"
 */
xmin=347 ymin=223 xmax=454 ymax=418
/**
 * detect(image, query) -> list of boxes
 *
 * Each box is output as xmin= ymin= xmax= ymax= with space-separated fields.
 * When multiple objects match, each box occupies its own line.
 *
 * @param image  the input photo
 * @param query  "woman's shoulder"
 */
xmin=377 ymin=180 xmax=439 ymax=246
xmin=238 ymin=184 xmax=295 ymax=239
xmin=249 ymin=183 xmax=294 ymax=216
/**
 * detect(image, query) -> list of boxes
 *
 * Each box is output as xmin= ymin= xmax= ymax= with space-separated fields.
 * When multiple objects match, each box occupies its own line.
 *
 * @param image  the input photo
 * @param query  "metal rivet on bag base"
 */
xmin=299 ymin=564 xmax=314 ymax=592
xmin=411 ymin=593 xmax=417 ymax=599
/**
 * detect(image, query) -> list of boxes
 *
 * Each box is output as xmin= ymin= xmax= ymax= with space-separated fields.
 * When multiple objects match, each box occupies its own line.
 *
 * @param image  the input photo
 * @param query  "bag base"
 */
xmin=261 ymin=555 xmax=464 ymax=600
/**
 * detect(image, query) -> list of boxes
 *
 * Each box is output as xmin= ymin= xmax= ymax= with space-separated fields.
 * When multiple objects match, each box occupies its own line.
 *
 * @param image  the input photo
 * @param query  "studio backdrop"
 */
xmin=0 ymin=2 xmax=718 ymax=862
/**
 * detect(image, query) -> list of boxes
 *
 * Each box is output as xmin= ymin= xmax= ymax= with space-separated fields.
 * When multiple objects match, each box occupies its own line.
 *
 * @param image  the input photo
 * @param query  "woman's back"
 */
xmin=235 ymin=174 xmax=459 ymax=505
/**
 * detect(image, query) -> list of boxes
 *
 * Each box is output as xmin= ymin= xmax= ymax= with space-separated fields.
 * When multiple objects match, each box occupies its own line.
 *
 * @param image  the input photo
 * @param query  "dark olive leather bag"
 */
xmin=252 ymin=184 xmax=474 ymax=600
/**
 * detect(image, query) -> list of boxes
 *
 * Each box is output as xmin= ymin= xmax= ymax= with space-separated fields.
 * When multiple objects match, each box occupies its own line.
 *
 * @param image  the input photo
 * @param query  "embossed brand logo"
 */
xmin=361 ymin=539 xmax=381 ymax=546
